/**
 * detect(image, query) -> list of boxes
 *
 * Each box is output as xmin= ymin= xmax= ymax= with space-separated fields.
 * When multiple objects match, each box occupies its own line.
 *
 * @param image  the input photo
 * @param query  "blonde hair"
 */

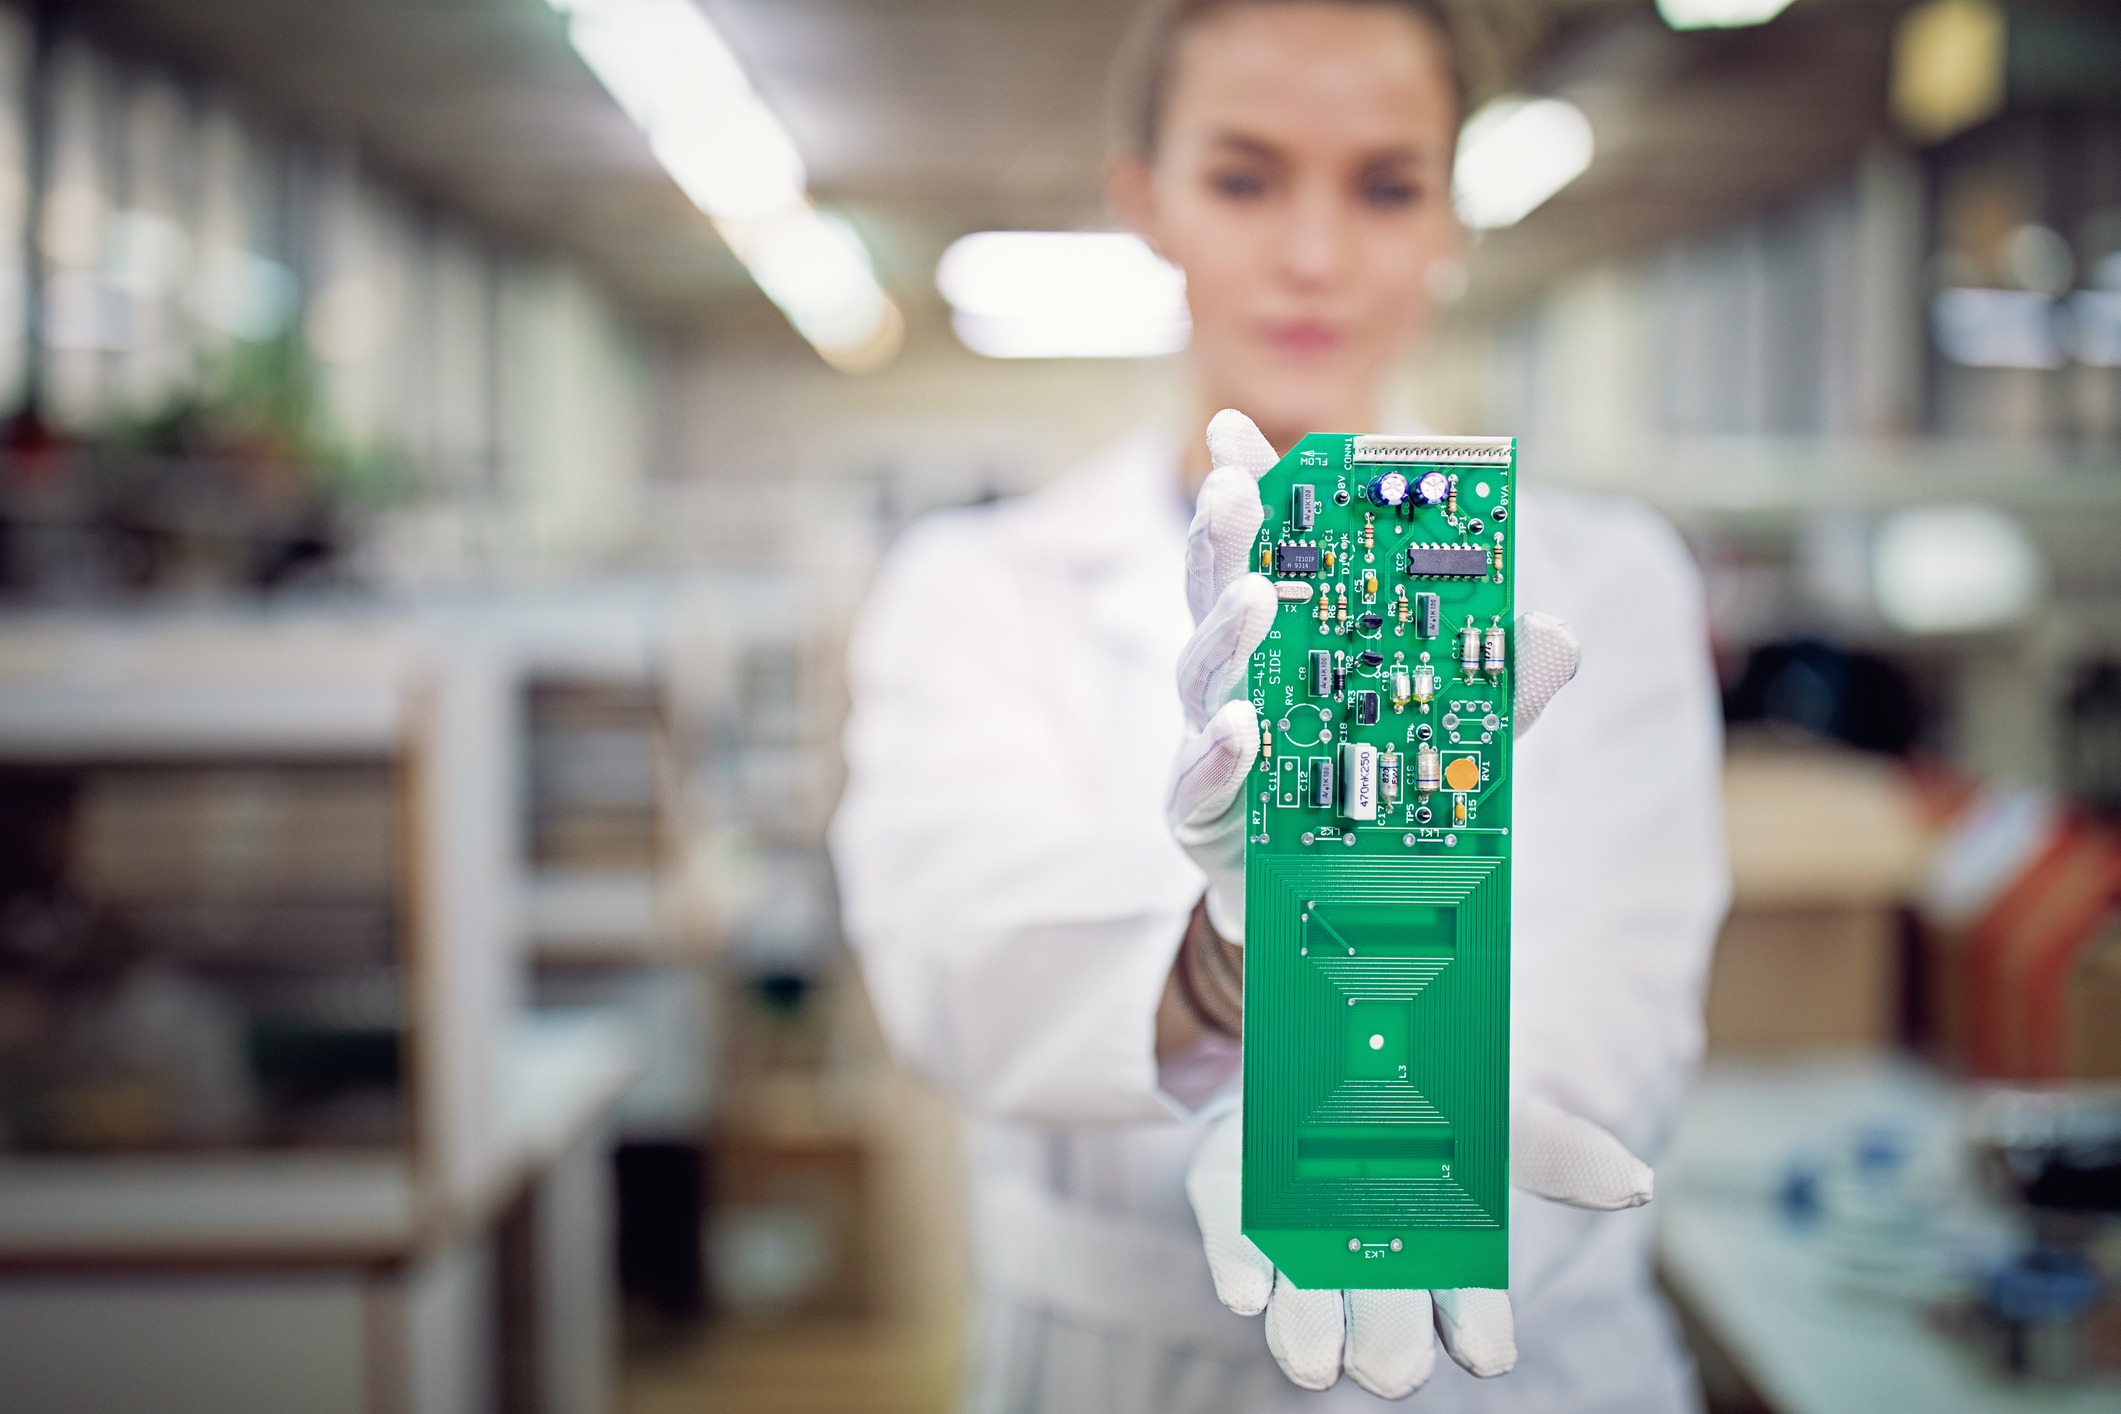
xmin=1110 ymin=0 xmax=1466 ymax=159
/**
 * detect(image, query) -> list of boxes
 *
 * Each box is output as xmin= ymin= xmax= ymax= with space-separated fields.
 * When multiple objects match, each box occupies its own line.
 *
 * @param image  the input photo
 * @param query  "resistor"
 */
xmin=1395 ymin=585 xmax=1411 ymax=623
xmin=1389 ymin=664 xmax=1413 ymax=709
xmin=1415 ymin=744 xmax=1441 ymax=796
xmin=1362 ymin=514 xmax=1374 ymax=551
xmin=1261 ymin=721 xmax=1273 ymax=766
xmin=1457 ymin=617 xmax=1481 ymax=677
xmin=1447 ymin=474 xmax=1459 ymax=517
xmin=1482 ymin=617 xmax=1507 ymax=679
xmin=1491 ymin=532 xmax=1504 ymax=583
xmin=1336 ymin=587 xmax=1349 ymax=630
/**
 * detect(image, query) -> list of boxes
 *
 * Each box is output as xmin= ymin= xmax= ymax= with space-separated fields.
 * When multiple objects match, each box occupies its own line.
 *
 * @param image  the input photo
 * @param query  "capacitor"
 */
xmin=1416 ymin=592 xmax=1441 ymax=639
xmin=1367 ymin=473 xmax=1410 ymax=508
xmin=1411 ymin=664 xmax=1437 ymax=705
xmin=1311 ymin=757 xmax=1335 ymax=809
xmin=1291 ymin=483 xmax=1317 ymax=531
xmin=1389 ymin=664 xmax=1413 ymax=708
xmin=1413 ymin=471 xmax=1449 ymax=507
xmin=1452 ymin=795 xmax=1468 ymax=827
xmin=1363 ymin=570 xmax=1377 ymax=598
xmin=1482 ymin=618 xmax=1507 ymax=678
xmin=1415 ymin=744 xmax=1441 ymax=796
xmin=1379 ymin=750 xmax=1401 ymax=804
xmin=1309 ymin=650 xmax=1332 ymax=697
xmin=1324 ymin=548 xmax=1336 ymax=571
xmin=1457 ymin=618 xmax=1481 ymax=676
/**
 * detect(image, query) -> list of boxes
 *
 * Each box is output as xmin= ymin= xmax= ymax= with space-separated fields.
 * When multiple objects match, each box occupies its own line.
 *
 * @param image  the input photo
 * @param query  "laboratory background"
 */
xmin=0 ymin=0 xmax=2113 ymax=1411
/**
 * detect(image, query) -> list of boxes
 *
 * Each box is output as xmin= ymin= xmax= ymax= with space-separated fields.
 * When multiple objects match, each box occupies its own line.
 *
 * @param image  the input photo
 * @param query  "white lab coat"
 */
xmin=830 ymin=428 xmax=1729 ymax=1414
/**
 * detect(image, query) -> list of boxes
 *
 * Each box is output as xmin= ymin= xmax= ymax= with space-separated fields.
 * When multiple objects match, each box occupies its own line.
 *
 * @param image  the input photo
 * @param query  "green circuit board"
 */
xmin=1242 ymin=433 xmax=1516 ymax=1291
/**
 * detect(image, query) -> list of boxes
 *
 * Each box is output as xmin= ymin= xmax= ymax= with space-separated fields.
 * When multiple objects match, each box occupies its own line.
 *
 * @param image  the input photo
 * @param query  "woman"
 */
xmin=831 ymin=2 xmax=1728 ymax=1409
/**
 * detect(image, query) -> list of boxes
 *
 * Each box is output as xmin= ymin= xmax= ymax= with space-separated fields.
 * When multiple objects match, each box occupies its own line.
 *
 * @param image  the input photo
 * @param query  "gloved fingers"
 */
xmin=1511 ymin=610 xmax=1578 ymax=737
xmin=1264 ymin=1273 xmax=1346 ymax=1392
xmin=1207 ymin=407 xmax=1282 ymax=479
xmin=1345 ymin=1288 xmax=1437 ymax=1400
xmin=1177 ymin=574 xmax=1278 ymax=731
xmin=1510 ymin=1094 xmax=1654 ymax=1210
xmin=1432 ymin=1288 xmax=1516 ymax=1378
xmin=1184 ymin=409 xmax=1279 ymax=624
xmin=1168 ymin=699 xmax=1259 ymax=834
xmin=1184 ymin=1113 xmax=1275 ymax=1317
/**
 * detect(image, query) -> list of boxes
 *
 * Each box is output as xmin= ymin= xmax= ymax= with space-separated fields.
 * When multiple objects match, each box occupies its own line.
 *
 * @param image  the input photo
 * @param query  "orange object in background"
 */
xmin=1923 ymin=790 xmax=2121 ymax=1081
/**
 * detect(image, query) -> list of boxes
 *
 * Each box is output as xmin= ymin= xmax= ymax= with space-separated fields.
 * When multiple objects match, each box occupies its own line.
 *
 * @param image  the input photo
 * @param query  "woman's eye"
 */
xmin=1364 ymin=176 xmax=1420 ymax=209
xmin=1210 ymin=168 xmax=1268 ymax=200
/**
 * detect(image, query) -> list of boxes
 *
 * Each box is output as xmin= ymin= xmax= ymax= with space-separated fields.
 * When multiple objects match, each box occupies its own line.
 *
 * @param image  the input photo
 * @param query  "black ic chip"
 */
xmin=1405 ymin=544 xmax=1488 ymax=578
xmin=1275 ymin=543 xmax=1321 ymax=575
xmin=1353 ymin=691 xmax=1380 ymax=726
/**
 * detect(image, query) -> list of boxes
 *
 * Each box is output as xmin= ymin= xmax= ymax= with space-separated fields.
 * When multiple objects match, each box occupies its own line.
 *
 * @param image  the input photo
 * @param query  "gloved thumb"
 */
xmin=1168 ymin=699 xmax=1259 ymax=833
xmin=1510 ymin=1095 xmax=1653 ymax=1210
xmin=1185 ymin=410 xmax=1279 ymax=624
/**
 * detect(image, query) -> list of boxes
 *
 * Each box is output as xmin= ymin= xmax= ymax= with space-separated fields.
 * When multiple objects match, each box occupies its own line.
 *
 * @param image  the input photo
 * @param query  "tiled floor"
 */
xmin=620 ymin=1318 xmax=961 ymax=1414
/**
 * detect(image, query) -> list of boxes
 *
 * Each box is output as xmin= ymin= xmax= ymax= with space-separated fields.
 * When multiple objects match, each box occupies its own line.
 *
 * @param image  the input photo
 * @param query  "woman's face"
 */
xmin=1112 ymin=3 xmax=1461 ymax=443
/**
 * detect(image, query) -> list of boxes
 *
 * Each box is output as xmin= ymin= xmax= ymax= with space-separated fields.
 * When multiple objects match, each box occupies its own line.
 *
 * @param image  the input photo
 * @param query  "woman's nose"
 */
xmin=1278 ymin=184 xmax=1353 ymax=288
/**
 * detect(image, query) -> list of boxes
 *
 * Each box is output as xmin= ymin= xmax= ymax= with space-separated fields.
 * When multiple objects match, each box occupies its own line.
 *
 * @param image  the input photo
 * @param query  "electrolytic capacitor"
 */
xmin=1368 ymin=473 xmax=1410 ymax=508
xmin=1482 ymin=618 xmax=1506 ymax=678
xmin=1415 ymin=744 xmax=1441 ymax=795
xmin=1389 ymin=664 xmax=1413 ymax=708
xmin=1411 ymin=664 xmax=1437 ymax=705
xmin=1457 ymin=618 xmax=1481 ymax=676
xmin=1413 ymin=471 xmax=1449 ymax=507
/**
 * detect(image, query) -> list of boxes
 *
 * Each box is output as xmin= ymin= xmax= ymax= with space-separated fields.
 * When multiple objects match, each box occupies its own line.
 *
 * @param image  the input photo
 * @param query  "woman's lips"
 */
xmin=1262 ymin=321 xmax=1345 ymax=356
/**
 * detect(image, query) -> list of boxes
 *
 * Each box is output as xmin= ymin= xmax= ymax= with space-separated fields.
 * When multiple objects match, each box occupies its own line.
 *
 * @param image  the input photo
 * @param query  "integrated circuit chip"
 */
xmin=1275 ymin=543 xmax=1321 ymax=575
xmin=1405 ymin=544 xmax=1488 ymax=578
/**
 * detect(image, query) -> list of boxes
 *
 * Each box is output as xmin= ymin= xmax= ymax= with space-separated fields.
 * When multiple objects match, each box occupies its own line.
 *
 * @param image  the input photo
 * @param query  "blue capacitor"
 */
xmin=1413 ymin=470 xmax=1451 ymax=506
xmin=1367 ymin=472 xmax=1410 ymax=507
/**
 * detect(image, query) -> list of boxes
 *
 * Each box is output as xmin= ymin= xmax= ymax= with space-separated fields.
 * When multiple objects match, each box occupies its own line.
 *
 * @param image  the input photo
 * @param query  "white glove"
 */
xmin=1186 ymin=1097 xmax=1654 ymax=1397
xmin=1167 ymin=410 xmax=1582 ymax=946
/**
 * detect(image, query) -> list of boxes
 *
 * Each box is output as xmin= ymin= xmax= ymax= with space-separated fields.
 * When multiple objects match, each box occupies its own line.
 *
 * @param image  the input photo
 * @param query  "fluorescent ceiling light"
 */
xmin=936 ymin=232 xmax=1189 ymax=359
xmin=548 ymin=0 xmax=898 ymax=370
xmin=1656 ymin=0 xmax=1798 ymax=30
xmin=1453 ymin=97 xmax=1593 ymax=231
xmin=1873 ymin=506 xmax=2044 ymax=635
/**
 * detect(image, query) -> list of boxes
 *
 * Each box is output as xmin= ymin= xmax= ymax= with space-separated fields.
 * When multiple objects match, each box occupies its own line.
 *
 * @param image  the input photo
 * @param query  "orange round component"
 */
xmin=1444 ymin=756 xmax=1482 ymax=792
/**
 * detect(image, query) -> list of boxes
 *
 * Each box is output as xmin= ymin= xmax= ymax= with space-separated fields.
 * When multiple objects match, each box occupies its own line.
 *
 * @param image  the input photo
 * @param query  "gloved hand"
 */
xmin=1168 ymin=409 xmax=1581 ymax=944
xmin=1166 ymin=408 xmax=1650 ymax=1397
xmin=1186 ymin=1097 xmax=1654 ymax=1396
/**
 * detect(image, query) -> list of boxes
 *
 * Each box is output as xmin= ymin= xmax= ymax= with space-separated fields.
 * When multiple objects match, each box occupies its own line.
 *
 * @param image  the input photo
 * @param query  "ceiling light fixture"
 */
xmin=1453 ymin=96 xmax=1595 ymax=231
xmin=1656 ymin=0 xmax=1798 ymax=31
xmin=937 ymin=232 xmax=1189 ymax=360
xmin=548 ymin=0 xmax=899 ymax=371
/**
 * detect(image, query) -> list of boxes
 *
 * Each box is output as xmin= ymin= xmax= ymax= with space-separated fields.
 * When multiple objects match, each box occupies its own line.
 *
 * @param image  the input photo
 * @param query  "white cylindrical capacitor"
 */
xmin=1411 ymin=664 xmax=1437 ymax=705
xmin=1389 ymin=664 xmax=1413 ymax=707
xmin=1415 ymin=744 xmax=1441 ymax=795
xmin=1457 ymin=620 xmax=1480 ymax=675
xmin=1482 ymin=619 xmax=1506 ymax=677
xmin=1379 ymin=750 xmax=1400 ymax=804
